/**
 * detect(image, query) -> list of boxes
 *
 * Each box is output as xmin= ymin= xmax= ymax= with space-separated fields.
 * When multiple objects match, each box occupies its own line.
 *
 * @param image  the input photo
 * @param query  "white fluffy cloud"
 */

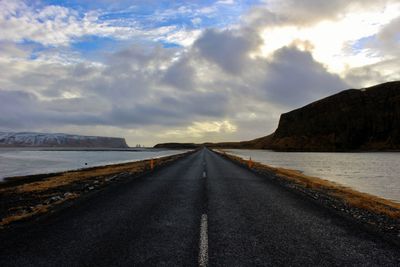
xmin=0 ymin=0 xmax=194 ymax=47
xmin=0 ymin=0 xmax=399 ymax=145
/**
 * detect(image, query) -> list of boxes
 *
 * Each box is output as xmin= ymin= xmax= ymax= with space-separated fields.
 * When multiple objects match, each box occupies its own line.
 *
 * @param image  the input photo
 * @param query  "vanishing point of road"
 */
xmin=1 ymin=148 xmax=399 ymax=266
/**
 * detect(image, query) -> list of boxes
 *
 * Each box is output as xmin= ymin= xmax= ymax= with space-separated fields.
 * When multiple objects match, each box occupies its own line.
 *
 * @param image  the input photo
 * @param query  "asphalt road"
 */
xmin=1 ymin=148 xmax=399 ymax=266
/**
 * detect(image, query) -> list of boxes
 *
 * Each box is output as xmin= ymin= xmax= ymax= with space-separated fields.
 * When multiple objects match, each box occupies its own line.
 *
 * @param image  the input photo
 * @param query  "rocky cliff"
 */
xmin=267 ymin=81 xmax=400 ymax=151
xmin=0 ymin=132 xmax=129 ymax=148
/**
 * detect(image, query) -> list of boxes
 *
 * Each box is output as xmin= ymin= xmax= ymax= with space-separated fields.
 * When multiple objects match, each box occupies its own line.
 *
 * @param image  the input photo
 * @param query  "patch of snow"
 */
xmin=0 ymin=132 xmax=128 ymax=148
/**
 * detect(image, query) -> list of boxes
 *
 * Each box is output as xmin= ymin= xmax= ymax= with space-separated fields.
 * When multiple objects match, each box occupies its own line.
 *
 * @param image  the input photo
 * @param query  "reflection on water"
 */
xmin=225 ymin=149 xmax=400 ymax=203
xmin=0 ymin=149 xmax=188 ymax=181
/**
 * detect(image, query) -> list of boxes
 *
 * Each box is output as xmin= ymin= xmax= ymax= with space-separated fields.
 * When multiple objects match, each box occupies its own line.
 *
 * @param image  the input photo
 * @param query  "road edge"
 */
xmin=0 ymin=149 xmax=198 ymax=232
xmin=211 ymin=149 xmax=400 ymax=247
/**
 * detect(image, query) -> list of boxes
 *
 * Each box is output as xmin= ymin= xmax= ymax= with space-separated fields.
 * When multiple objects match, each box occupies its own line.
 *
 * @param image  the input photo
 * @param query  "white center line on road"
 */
xmin=203 ymin=171 xmax=207 ymax=178
xmin=199 ymin=214 xmax=208 ymax=267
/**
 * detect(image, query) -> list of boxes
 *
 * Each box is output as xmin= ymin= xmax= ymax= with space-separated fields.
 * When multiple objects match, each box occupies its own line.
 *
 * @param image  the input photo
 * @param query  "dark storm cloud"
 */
xmin=0 ymin=90 xmax=229 ymax=130
xmin=0 ymin=90 xmax=105 ymax=129
xmin=162 ymin=57 xmax=195 ymax=90
xmin=0 ymin=90 xmax=38 ymax=128
xmin=189 ymin=27 xmax=347 ymax=108
xmin=70 ymin=63 xmax=98 ymax=78
xmin=193 ymin=29 xmax=261 ymax=74
xmin=262 ymin=47 xmax=347 ymax=107
xmin=106 ymin=91 xmax=228 ymax=127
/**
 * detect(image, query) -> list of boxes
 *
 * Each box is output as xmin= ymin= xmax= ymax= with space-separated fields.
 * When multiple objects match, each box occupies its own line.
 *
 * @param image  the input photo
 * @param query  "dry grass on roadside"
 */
xmin=14 ymin=161 xmax=148 ymax=193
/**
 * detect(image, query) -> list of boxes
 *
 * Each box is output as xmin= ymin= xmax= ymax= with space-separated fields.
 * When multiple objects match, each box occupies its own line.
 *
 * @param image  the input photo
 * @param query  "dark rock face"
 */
xmin=269 ymin=81 xmax=400 ymax=151
xmin=0 ymin=132 xmax=129 ymax=148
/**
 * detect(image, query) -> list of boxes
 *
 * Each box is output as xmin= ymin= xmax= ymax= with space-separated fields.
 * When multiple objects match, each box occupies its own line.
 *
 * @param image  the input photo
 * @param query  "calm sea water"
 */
xmin=225 ymin=149 xmax=400 ymax=203
xmin=0 ymin=148 xmax=189 ymax=181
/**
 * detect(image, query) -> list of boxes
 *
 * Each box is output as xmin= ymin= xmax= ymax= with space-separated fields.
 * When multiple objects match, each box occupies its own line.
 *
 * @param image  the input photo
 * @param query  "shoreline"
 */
xmin=222 ymin=149 xmax=400 ymax=203
xmin=0 ymin=150 xmax=194 ymax=229
xmin=222 ymin=148 xmax=400 ymax=153
xmin=214 ymin=149 xmax=400 ymax=245
xmin=0 ymin=148 xmax=190 ymax=183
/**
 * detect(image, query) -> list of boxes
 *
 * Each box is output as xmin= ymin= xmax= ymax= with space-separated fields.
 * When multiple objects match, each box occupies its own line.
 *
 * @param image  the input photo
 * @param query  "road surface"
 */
xmin=0 ymin=148 xmax=399 ymax=266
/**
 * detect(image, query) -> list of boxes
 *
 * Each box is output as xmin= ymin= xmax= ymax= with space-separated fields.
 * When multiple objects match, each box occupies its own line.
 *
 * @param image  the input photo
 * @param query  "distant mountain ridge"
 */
xmin=155 ymin=81 xmax=400 ymax=151
xmin=0 ymin=132 xmax=128 ymax=148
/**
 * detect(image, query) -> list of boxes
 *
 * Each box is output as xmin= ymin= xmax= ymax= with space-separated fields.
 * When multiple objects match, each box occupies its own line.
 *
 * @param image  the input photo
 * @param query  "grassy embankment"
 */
xmin=0 ymin=151 xmax=192 ymax=228
xmin=215 ymin=150 xmax=400 ymax=219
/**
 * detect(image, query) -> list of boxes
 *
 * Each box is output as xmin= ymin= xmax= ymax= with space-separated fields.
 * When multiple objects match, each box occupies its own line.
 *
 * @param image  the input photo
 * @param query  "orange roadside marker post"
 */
xmin=248 ymin=157 xmax=253 ymax=168
xmin=150 ymin=158 xmax=154 ymax=170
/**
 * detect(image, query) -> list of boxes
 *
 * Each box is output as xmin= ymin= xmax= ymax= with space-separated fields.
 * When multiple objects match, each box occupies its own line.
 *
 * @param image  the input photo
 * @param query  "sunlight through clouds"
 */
xmin=0 ymin=0 xmax=399 ymax=145
xmin=160 ymin=120 xmax=237 ymax=139
xmin=259 ymin=2 xmax=400 ymax=74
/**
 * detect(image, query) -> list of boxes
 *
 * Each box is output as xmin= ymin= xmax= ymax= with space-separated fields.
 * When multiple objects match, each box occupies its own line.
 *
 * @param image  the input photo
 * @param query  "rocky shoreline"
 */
xmin=215 ymin=150 xmax=400 ymax=246
xmin=0 ymin=151 xmax=193 ymax=229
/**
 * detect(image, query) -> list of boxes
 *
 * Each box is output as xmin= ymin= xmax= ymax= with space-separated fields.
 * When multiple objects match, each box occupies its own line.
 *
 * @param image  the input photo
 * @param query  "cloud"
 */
xmin=162 ymin=56 xmax=196 ymax=90
xmin=105 ymin=91 xmax=229 ymax=127
xmin=375 ymin=16 xmax=400 ymax=56
xmin=0 ymin=41 xmax=33 ymax=60
xmin=262 ymin=46 xmax=348 ymax=106
xmin=160 ymin=120 xmax=237 ymax=139
xmin=247 ymin=0 xmax=396 ymax=27
xmin=1 ymin=0 xmax=398 ymax=146
xmin=0 ymin=1 xmax=84 ymax=46
xmin=245 ymin=1 xmax=400 ymax=78
xmin=193 ymin=29 xmax=261 ymax=74
xmin=342 ymin=12 xmax=400 ymax=87
xmin=0 ymin=90 xmax=38 ymax=128
xmin=0 ymin=41 xmax=231 ymax=131
xmin=344 ymin=58 xmax=400 ymax=88
xmin=0 ymin=32 xmax=347 ymax=145
xmin=0 ymin=0 xmax=193 ymax=47
xmin=0 ymin=12 xmax=350 ymax=144
xmin=217 ymin=0 xmax=235 ymax=5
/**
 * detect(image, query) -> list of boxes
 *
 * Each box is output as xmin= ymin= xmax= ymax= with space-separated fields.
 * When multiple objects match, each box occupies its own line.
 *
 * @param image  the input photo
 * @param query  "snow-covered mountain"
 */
xmin=0 ymin=132 xmax=128 ymax=148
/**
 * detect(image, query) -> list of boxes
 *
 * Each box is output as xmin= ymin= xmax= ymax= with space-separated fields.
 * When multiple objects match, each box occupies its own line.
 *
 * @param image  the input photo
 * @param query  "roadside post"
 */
xmin=248 ymin=157 xmax=253 ymax=168
xmin=150 ymin=158 xmax=154 ymax=170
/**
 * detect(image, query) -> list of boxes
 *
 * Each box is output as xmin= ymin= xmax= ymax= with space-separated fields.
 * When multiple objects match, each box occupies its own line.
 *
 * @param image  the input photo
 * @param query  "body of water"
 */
xmin=0 ymin=148 xmax=189 ymax=181
xmin=224 ymin=149 xmax=400 ymax=203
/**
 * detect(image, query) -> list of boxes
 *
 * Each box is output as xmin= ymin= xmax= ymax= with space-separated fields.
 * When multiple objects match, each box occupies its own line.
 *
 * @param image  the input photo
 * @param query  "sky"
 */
xmin=0 ymin=0 xmax=399 ymax=146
